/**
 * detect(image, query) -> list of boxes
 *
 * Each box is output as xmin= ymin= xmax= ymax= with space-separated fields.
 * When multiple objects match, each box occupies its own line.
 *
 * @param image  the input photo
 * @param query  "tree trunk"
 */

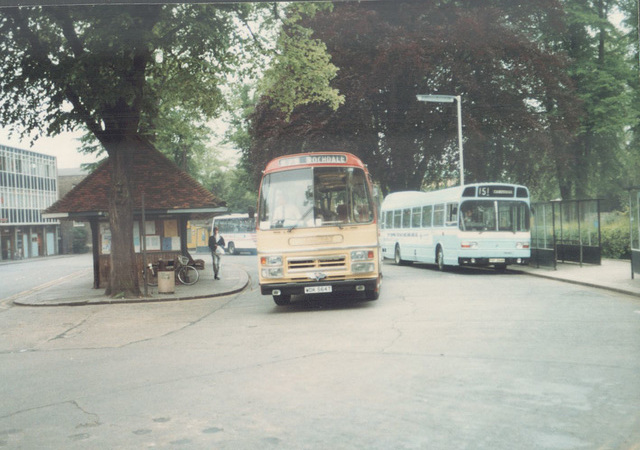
xmin=90 ymin=219 xmax=100 ymax=289
xmin=104 ymin=139 xmax=140 ymax=298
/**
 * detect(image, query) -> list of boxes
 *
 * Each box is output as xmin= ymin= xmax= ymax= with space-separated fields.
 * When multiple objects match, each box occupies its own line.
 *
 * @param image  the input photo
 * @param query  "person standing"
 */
xmin=208 ymin=226 xmax=225 ymax=280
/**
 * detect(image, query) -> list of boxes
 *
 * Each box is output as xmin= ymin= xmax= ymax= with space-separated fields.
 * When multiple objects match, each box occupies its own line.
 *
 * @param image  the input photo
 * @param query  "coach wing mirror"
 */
xmin=372 ymin=184 xmax=383 ymax=218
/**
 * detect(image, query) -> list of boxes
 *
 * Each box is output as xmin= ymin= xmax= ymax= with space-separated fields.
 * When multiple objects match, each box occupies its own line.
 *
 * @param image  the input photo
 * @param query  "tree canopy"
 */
xmin=0 ymin=3 xmax=335 ymax=296
xmin=241 ymin=0 xmax=638 ymax=207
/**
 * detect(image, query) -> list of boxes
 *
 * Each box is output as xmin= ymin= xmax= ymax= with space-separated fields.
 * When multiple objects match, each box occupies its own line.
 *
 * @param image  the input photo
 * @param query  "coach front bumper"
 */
xmin=260 ymin=277 xmax=379 ymax=296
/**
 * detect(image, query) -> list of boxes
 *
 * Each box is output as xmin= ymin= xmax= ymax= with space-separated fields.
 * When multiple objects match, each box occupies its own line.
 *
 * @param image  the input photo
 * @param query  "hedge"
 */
xmin=600 ymin=214 xmax=631 ymax=260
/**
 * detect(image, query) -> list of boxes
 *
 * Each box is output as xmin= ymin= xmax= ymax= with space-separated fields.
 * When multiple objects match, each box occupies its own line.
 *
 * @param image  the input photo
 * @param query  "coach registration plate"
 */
xmin=489 ymin=258 xmax=505 ymax=263
xmin=305 ymin=285 xmax=332 ymax=294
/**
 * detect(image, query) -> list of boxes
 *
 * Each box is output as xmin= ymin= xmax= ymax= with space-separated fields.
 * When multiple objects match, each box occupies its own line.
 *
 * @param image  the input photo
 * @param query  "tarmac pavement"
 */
xmin=4 ymin=256 xmax=639 ymax=307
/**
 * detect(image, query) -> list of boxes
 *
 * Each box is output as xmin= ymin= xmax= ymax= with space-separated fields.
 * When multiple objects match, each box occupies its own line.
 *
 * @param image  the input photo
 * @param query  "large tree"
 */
xmin=555 ymin=0 xmax=635 ymax=203
xmin=0 ymin=3 xmax=340 ymax=297
xmin=245 ymin=1 xmax=581 ymax=197
xmin=0 ymin=4 xmax=257 ymax=296
xmin=617 ymin=0 xmax=640 ymax=203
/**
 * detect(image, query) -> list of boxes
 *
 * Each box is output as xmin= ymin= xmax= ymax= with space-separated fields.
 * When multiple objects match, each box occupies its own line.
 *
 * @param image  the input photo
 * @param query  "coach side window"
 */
xmin=394 ymin=210 xmax=402 ymax=228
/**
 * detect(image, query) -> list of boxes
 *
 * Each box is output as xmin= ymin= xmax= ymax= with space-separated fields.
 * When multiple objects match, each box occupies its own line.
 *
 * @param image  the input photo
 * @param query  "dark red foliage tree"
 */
xmin=246 ymin=0 xmax=580 ymax=196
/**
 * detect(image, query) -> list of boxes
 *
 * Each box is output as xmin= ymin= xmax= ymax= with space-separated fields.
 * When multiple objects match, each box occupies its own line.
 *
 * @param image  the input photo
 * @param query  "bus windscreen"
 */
xmin=460 ymin=200 xmax=530 ymax=232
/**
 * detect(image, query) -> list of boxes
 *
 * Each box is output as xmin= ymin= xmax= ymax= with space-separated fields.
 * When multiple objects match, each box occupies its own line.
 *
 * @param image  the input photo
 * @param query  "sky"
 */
xmin=0 ymin=119 xmax=239 ymax=170
xmin=0 ymin=127 xmax=100 ymax=169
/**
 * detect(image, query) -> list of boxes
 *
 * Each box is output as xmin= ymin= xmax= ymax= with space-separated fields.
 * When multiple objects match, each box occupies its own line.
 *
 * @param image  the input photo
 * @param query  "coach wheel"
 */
xmin=273 ymin=294 xmax=291 ymax=306
xmin=436 ymin=246 xmax=446 ymax=272
xmin=228 ymin=242 xmax=236 ymax=255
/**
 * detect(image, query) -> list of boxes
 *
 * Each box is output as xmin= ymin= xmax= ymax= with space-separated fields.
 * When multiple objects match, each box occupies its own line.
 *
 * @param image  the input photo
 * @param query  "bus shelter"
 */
xmin=628 ymin=187 xmax=640 ymax=278
xmin=44 ymin=137 xmax=226 ymax=288
xmin=531 ymin=199 xmax=602 ymax=268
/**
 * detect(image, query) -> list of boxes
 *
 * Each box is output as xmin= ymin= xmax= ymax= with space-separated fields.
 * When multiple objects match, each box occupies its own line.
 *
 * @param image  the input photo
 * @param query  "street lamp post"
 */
xmin=416 ymin=94 xmax=464 ymax=186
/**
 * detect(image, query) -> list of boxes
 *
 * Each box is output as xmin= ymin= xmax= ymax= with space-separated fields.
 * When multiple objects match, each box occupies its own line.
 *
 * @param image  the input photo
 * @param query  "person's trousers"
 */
xmin=212 ymin=252 xmax=221 ymax=276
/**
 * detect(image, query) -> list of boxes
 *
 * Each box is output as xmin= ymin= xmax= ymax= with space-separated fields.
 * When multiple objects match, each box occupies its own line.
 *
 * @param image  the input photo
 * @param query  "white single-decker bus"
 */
xmin=380 ymin=183 xmax=530 ymax=270
xmin=211 ymin=213 xmax=257 ymax=255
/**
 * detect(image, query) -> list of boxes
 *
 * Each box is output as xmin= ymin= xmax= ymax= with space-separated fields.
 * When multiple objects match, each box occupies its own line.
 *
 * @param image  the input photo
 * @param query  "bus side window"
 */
xmin=422 ymin=205 xmax=432 ymax=228
xmin=433 ymin=204 xmax=445 ymax=227
xmin=394 ymin=210 xmax=402 ymax=228
xmin=412 ymin=207 xmax=421 ymax=228
xmin=446 ymin=203 xmax=458 ymax=226
xmin=402 ymin=208 xmax=411 ymax=228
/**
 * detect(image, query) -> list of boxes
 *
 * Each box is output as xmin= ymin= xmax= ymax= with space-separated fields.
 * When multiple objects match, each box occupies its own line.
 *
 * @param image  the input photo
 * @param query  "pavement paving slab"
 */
xmin=514 ymin=258 xmax=640 ymax=298
xmin=10 ymin=262 xmax=249 ymax=307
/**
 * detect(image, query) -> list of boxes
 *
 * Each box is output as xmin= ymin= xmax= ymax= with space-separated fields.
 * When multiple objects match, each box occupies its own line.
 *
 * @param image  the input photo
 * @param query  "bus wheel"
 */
xmin=436 ymin=246 xmax=446 ymax=272
xmin=228 ymin=242 xmax=236 ymax=255
xmin=273 ymin=294 xmax=291 ymax=306
xmin=394 ymin=245 xmax=405 ymax=265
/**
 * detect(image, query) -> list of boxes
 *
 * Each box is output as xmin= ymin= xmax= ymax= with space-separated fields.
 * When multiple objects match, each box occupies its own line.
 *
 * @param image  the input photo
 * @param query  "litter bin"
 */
xmin=157 ymin=270 xmax=175 ymax=294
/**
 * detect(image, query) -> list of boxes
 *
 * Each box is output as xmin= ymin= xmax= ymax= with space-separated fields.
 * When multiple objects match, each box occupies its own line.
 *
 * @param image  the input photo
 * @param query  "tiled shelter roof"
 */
xmin=45 ymin=137 xmax=225 ymax=219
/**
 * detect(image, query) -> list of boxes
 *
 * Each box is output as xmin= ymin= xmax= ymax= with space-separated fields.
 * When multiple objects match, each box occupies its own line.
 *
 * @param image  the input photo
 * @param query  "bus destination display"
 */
xmin=278 ymin=154 xmax=348 ymax=167
xmin=477 ymin=186 xmax=515 ymax=198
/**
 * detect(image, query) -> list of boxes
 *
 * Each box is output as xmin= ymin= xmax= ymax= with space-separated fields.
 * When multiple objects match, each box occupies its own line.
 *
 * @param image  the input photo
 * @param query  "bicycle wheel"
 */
xmin=178 ymin=265 xmax=199 ymax=285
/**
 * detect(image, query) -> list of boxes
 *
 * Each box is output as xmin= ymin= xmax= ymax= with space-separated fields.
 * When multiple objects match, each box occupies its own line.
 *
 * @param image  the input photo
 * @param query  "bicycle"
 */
xmin=175 ymin=255 xmax=199 ymax=285
xmin=142 ymin=256 xmax=199 ymax=287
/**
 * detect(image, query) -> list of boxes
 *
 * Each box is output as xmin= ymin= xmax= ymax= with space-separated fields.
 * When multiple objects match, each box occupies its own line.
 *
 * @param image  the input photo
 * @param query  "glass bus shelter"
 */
xmin=531 ymin=199 xmax=602 ymax=269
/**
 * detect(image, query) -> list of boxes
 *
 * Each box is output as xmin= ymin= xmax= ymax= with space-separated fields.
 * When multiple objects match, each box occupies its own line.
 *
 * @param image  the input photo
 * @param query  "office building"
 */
xmin=0 ymin=144 xmax=59 ymax=260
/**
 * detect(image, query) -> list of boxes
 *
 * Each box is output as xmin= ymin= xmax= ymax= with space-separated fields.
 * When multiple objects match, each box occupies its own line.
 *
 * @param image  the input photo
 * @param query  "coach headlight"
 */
xmin=352 ymin=262 xmax=375 ymax=274
xmin=261 ymin=267 xmax=284 ymax=278
xmin=351 ymin=250 xmax=375 ymax=261
xmin=260 ymin=255 xmax=283 ymax=278
xmin=260 ymin=255 xmax=282 ymax=266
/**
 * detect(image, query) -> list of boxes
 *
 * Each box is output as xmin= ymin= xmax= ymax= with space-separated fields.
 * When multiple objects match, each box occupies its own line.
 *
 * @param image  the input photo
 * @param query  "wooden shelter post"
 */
xmin=180 ymin=216 xmax=189 ymax=257
xmin=90 ymin=219 xmax=100 ymax=289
